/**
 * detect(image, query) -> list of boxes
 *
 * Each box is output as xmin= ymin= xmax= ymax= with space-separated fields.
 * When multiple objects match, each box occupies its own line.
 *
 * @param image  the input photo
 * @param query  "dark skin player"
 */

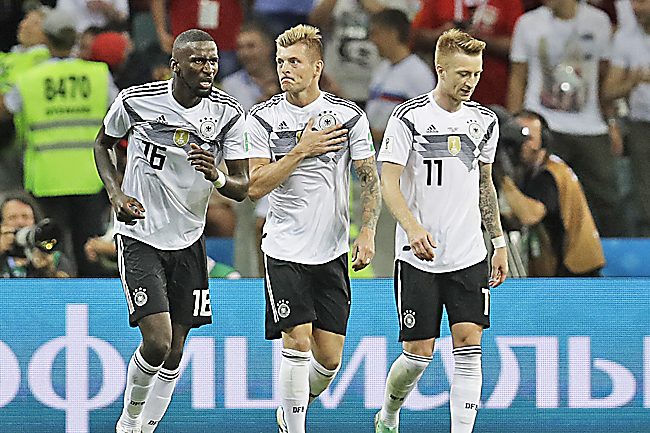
xmin=93 ymin=37 xmax=249 ymax=370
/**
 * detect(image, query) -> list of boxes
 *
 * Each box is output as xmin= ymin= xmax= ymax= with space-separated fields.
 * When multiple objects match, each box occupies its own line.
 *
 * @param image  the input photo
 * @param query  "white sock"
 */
xmin=140 ymin=366 xmax=180 ymax=433
xmin=118 ymin=347 xmax=162 ymax=429
xmin=380 ymin=351 xmax=432 ymax=428
xmin=279 ymin=348 xmax=310 ymax=433
xmin=308 ymin=356 xmax=339 ymax=406
xmin=450 ymin=346 xmax=482 ymax=433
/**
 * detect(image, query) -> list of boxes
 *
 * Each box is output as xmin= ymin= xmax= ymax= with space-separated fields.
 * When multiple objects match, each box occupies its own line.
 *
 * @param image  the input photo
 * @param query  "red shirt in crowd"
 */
xmin=169 ymin=0 xmax=242 ymax=51
xmin=412 ymin=0 xmax=523 ymax=107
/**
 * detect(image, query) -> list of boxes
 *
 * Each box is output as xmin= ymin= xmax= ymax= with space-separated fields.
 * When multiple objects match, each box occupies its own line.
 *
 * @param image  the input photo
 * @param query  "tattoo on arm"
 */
xmin=479 ymin=163 xmax=504 ymax=239
xmin=353 ymin=156 xmax=382 ymax=232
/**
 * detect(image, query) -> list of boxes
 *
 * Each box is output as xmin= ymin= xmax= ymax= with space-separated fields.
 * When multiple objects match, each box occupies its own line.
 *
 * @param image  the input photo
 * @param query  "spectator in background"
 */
xmin=0 ymin=192 xmax=74 ymax=278
xmin=0 ymin=10 xmax=116 ymax=277
xmin=77 ymin=26 xmax=104 ymax=60
xmin=151 ymin=0 xmax=247 ymax=80
xmin=604 ymin=0 xmax=650 ymax=236
xmin=10 ymin=4 xmax=49 ymax=54
xmin=0 ymin=0 xmax=56 ymax=53
xmin=56 ymin=0 xmax=129 ymax=33
xmin=411 ymin=0 xmax=523 ymax=108
xmin=367 ymin=8 xmax=435 ymax=144
xmin=497 ymin=110 xmax=605 ymax=276
xmin=309 ymin=0 xmax=417 ymax=106
xmin=90 ymin=30 xmax=170 ymax=89
xmin=252 ymin=0 xmax=315 ymax=37
xmin=0 ymin=2 xmax=52 ymax=193
xmin=507 ymin=0 xmax=623 ymax=237
xmin=221 ymin=20 xmax=280 ymax=111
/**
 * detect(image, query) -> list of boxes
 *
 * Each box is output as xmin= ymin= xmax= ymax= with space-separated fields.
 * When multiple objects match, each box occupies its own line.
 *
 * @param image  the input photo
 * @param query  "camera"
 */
xmin=7 ymin=218 xmax=61 ymax=258
xmin=489 ymin=105 xmax=530 ymax=179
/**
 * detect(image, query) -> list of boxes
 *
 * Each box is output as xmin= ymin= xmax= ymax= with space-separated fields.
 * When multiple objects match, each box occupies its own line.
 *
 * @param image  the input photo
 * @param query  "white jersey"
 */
xmin=246 ymin=91 xmax=375 ymax=265
xmin=104 ymin=79 xmax=247 ymax=250
xmin=377 ymin=92 xmax=499 ymax=273
xmin=366 ymin=54 xmax=436 ymax=134
xmin=220 ymin=69 xmax=262 ymax=112
xmin=609 ymin=25 xmax=650 ymax=122
xmin=510 ymin=4 xmax=611 ymax=135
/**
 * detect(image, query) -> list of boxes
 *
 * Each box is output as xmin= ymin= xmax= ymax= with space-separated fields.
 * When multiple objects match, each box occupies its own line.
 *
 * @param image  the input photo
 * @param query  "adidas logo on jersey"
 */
xmin=155 ymin=115 xmax=167 ymax=124
xmin=426 ymin=124 xmax=438 ymax=134
xmin=278 ymin=121 xmax=288 ymax=130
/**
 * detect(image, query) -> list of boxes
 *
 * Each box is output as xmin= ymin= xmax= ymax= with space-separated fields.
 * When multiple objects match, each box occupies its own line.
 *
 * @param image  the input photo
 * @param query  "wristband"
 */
xmin=212 ymin=169 xmax=226 ymax=188
xmin=491 ymin=235 xmax=506 ymax=249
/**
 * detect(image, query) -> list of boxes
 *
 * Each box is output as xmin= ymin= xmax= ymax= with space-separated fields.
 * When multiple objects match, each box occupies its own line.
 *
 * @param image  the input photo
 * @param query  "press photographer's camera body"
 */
xmin=6 ymin=218 xmax=60 ymax=259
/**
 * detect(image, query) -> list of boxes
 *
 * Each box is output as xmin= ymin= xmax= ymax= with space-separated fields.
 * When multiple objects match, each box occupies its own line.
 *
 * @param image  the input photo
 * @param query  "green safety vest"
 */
xmin=15 ymin=58 xmax=108 ymax=197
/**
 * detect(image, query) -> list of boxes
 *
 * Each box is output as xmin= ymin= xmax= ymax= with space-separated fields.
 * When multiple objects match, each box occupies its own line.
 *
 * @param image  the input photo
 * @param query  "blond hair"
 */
xmin=276 ymin=24 xmax=323 ymax=60
xmin=434 ymin=28 xmax=486 ymax=67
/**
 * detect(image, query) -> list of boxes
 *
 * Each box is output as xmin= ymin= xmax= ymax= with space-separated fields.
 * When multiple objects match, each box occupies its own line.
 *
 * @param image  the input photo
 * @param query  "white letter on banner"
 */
xmin=645 ymin=336 xmax=650 ymax=408
xmin=318 ymin=336 xmax=386 ymax=409
xmin=28 ymin=304 xmax=126 ymax=433
xmin=0 ymin=341 xmax=20 ymax=407
xmin=404 ymin=336 xmax=453 ymax=410
xmin=224 ymin=337 xmax=282 ymax=408
xmin=178 ymin=337 xmax=215 ymax=409
xmin=568 ymin=336 xmax=635 ymax=408
xmin=485 ymin=336 xmax=559 ymax=409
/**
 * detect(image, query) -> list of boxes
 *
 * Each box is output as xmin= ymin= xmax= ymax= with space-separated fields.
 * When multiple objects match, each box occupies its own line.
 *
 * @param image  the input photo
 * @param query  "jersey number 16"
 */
xmin=143 ymin=142 xmax=167 ymax=170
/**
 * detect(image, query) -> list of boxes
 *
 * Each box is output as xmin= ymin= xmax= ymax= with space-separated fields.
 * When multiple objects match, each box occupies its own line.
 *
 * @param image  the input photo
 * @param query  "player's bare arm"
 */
xmin=351 ymin=155 xmax=381 ymax=271
xmin=94 ymin=125 xmax=145 ymax=224
xmin=248 ymin=117 xmax=347 ymax=200
xmin=381 ymin=161 xmax=436 ymax=261
xmin=479 ymin=161 xmax=508 ymax=286
xmin=187 ymin=143 xmax=250 ymax=201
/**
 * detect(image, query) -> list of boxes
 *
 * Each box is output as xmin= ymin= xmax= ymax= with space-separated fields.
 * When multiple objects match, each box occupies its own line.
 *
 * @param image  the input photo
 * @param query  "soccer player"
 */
xmin=93 ymin=29 xmax=249 ymax=433
xmin=245 ymin=24 xmax=381 ymax=433
xmin=374 ymin=29 xmax=508 ymax=433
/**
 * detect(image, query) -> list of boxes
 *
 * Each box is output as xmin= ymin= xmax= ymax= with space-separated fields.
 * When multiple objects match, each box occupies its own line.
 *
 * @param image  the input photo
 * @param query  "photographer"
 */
xmin=495 ymin=110 xmax=605 ymax=277
xmin=0 ymin=193 xmax=74 ymax=278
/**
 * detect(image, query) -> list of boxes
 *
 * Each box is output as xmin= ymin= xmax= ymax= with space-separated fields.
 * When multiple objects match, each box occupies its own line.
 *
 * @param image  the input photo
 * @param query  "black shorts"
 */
xmin=394 ymin=259 xmax=490 ymax=341
xmin=116 ymin=234 xmax=211 ymax=328
xmin=264 ymin=253 xmax=351 ymax=340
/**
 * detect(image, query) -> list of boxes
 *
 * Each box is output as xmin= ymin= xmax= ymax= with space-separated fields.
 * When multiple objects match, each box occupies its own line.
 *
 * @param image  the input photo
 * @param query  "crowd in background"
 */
xmin=0 ymin=0 xmax=647 ymax=278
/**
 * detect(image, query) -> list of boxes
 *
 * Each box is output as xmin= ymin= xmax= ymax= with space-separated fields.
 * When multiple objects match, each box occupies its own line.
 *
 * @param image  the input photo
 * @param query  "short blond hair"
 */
xmin=276 ymin=24 xmax=323 ymax=60
xmin=434 ymin=28 xmax=485 ymax=67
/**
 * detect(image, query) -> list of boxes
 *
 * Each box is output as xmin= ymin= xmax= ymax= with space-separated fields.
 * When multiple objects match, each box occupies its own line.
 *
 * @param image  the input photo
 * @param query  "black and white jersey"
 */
xmin=378 ymin=92 xmax=499 ymax=273
xmin=246 ymin=91 xmax=374 ymax=265
xmin=104 ymin=79 xmax=247 ymax=250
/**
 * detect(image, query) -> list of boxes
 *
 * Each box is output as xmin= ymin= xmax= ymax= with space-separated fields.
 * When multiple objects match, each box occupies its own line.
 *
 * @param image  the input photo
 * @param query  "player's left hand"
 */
xmin=489 ymin=247 xmax=508 ymax=287
xmin=351 ymin=227 xmax=375 ymax=271
xmin=188 ymin=143 xmax=219 ymax=181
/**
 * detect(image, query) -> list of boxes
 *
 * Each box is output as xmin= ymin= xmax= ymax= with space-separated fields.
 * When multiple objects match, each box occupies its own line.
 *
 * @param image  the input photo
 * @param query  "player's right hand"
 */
xmin=408 ymin=226 xmax=436 ymax=261
xmin=112 ymin=194 xmax=145 ymax=225
xmin=295 ymin=117 xmax=347 ymax=158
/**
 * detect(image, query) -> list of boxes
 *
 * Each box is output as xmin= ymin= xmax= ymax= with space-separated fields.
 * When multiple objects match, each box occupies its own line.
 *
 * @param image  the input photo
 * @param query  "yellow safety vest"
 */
xmin=15 ymin=58 xmax=108 ymax=197
xmin=0 ymin=46 xmax=50 ymax=146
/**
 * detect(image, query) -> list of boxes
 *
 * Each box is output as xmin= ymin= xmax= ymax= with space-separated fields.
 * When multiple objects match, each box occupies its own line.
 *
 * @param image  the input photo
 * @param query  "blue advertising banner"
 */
xmin=0 ymin=278 xmax=648 ymax=433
